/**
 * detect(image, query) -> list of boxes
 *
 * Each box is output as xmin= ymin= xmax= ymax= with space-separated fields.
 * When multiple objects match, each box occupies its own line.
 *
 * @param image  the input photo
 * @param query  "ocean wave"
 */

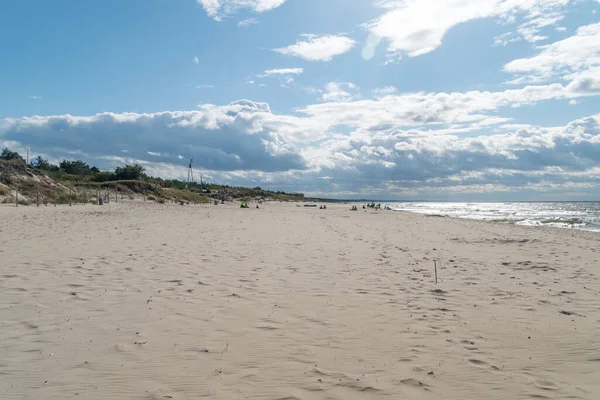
xmin=387 ymin=202 xmax=600 ymax=233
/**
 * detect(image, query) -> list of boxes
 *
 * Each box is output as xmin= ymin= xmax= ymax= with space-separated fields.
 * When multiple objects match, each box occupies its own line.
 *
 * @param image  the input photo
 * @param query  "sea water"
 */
xmin=387 ymin=202 xmax=600 ymax=233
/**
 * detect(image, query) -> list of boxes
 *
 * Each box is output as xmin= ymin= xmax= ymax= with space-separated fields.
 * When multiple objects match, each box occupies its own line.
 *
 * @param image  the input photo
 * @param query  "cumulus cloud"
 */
xmin=367 ymin=0 xmax=572 ymax=60
xmin=3 ymin=82 xmax=600 ymax=198
xmin=299 ymin=78 xmax=598 ymax=134
xmin=565 ymin=66 xmax=600 ymax=95
xmin=0 ymin=100 xmax=309 ymax=174
xmin=296 ymin=113 xmax=600 ymax=198
xmin=322 ymin=82 xmax=359 ymax=102
xmin=193 ymin=56 xmax=200 ymax=65
xmin=198 ymin=0 xmax=286 ymax=20
xmin=504 ymin=22 xmax=600 ymax=83
xmin=273 ymin=34 xmax=356 ymax=61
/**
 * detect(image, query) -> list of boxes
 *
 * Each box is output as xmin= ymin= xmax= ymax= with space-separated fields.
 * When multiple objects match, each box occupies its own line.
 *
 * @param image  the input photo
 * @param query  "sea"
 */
xmin=385 ymin=202 xmax=600 ymax=233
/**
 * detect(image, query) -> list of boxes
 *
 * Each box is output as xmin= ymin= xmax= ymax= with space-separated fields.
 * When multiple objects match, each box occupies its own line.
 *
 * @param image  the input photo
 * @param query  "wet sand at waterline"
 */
xmin=1 ymin=202 xmax=599 ymax=399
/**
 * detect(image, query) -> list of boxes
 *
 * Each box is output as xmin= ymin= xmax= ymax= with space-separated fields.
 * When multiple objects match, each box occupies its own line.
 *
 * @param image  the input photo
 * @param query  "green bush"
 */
xmin=0 ymin=173 xmax=14 ymax=185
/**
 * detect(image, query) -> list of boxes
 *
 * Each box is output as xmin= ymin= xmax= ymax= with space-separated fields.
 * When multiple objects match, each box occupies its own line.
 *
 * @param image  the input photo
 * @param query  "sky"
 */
xmin=1 ymin=0 xmax=600 ymax=200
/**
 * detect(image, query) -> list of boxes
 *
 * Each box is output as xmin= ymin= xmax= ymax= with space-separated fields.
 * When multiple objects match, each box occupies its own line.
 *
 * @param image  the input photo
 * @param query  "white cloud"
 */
xmin=0 ymin=100 xmax=319 ymax=175
xmin=296 ymin=112 xmax=600 ymax=198
xmin=273 ymin=34 xmax=356 ymax=62
xmin=565 ymin=66 xmax=600 ymax=94
xmin=195 ymin=84 xmax=215 ymax=89
xmin=322 ymin=82 xmax=359 ymax=102
xmin=4 ymin=58 xmax=600 ymax=198
xmin=3 ymin=107 xmax=600 ymax=198
xmin=198 ymin=0 xmax=285 ymax=20
xmin=367 ymin=0 xmax=572 ymax=60
xmin=556 ymin=26 xmax=567 ymax=32
xmin=373 ymin=86 xmax=398 ymax=97
xmin=493 ymin=32 xmax=522 ymax=46
xmin=504 ymin=22 xmax=600 ymax=83
xmin=238 ymin=18 xmax=259 ymax=27
xmin=28 ymin=96 xmax=42 ymax=100
xmin=299 ymin=79 xmax=598 ymax=134
xmin=258 ymin=68 xmax=303 ymax=89
xmin=259 ymin=68 xmax=304 ymax=77
xmin=193 ymin=56 xmax=200 ymax=65
xmin=515 ymin=13 xmax=565 ymax=43
xmin=304 ymin=86 xmax=322 ymax=94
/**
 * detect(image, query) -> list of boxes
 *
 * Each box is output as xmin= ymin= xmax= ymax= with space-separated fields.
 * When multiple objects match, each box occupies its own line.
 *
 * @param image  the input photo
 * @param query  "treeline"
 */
xmin=1 ymin=147 xmax=304 ymax=198
xmin=33 ymin=155 xmax=151 ymax=183
xmin=1 ymin=147 xmax=207 ymax=188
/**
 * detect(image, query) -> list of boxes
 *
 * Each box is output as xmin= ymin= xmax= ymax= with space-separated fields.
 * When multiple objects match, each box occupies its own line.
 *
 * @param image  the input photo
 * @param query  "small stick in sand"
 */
xmin=434 ymin=260 xmax=438 ymax=284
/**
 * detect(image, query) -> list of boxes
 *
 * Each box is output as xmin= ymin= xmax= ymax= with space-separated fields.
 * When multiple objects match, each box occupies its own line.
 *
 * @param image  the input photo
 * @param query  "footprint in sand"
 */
xmin=468 ymin=359 xmax=487 ymax=366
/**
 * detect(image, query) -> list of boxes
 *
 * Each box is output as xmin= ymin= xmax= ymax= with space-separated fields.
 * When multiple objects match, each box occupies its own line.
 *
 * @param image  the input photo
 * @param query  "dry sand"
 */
xmin=1 ymin=201 xmax=599 ymax=399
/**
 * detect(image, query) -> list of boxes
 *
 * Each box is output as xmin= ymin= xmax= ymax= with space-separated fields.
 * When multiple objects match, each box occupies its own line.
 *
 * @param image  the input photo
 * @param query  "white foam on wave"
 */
xmin=388 ymin=202 xmax=600 ymax=233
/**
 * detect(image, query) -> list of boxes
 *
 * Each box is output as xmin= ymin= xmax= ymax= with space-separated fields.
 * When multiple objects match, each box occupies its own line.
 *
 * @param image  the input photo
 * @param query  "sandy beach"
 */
xmin=1 ymin=201 xmax=599 ymax=399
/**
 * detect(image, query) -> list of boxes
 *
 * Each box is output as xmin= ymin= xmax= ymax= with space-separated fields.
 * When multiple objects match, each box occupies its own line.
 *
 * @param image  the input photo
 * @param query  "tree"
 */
xmin=114 ymin=164 xmax=145 ymax=180
xmin=0 ymin=147 xmax=25 ymax=162
xmin=33 ymin=156 xmax=52 ymax=170
xmin=59 ymin=160 xmax=94 ymax=175
xmin=91 ymin=170 xmax=117 ymax=182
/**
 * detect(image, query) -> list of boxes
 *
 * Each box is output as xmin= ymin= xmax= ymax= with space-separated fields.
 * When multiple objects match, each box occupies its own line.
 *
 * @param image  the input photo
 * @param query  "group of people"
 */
xmin=350 ymin=203 xmax=393 ymax=211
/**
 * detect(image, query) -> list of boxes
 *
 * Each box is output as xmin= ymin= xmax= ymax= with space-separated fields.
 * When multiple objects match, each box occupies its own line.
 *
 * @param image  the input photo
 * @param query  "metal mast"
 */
xmin=187 ymin=159 xmax=194 ymax=183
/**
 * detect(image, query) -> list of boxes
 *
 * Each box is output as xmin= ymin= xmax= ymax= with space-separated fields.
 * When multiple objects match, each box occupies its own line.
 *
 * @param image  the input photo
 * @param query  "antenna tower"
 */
xmin=187 ymin=159 xmax=194 ymax=183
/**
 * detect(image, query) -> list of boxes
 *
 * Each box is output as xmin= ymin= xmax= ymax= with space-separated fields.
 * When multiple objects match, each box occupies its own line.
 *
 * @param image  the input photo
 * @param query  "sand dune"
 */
xmin=1 ymin=202 xmax=599 ymax=399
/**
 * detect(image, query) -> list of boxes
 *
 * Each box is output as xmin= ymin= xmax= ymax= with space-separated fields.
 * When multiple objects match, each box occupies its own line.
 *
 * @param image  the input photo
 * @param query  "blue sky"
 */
xmin=1 ymin=0 xmax=600 ymax=200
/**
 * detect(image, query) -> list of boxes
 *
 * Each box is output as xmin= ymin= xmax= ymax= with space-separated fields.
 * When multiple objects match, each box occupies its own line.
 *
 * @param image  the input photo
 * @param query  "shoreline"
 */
xmin=386 ymin=202 xmax=600 ymax=234
xmin=392 ymin=209 xmax=600 ymax=234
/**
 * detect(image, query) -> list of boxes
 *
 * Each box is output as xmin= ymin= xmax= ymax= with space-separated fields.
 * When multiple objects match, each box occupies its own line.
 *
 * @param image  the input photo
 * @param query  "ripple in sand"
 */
xmin=468 ymin=359 xmax=487 ymax=366
xmin=400 ymin=378 xmax=428 ymax=388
